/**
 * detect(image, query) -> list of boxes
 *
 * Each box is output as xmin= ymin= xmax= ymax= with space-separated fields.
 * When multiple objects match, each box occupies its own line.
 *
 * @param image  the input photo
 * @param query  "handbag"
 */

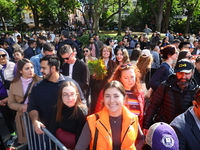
xmin=55 ymin=128 xmax=76 ymax=149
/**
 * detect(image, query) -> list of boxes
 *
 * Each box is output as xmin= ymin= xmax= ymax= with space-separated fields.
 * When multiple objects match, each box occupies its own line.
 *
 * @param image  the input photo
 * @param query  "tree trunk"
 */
xmin=0 ymin=16 xmax=7 ymax=31
xmin=156 ymin=14 xmax=162 ymax=32
xmin=78 ymin=8 xmax=89 ymax=30
xmin=117 ymin=0 xmax=122 ymax=36
xmin=94 ymin=16 xmax=100 ymax=33
xmin=162 ymin=0 xmax=172 ymax=32
xmin=148 ymin=0 xmax=165 ymax=32
xmin=184 ymin=9 xmax=193 ymax=34
xmin=102 ymin=1 xmax=128 ymax=30
xmin=32 ymin=10 xmax=39 ymax=31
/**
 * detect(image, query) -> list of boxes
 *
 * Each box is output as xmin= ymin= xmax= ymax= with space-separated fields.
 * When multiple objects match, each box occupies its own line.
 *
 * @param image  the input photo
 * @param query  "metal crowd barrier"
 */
xmin=22 ymin=112 xmax=68 ymax=150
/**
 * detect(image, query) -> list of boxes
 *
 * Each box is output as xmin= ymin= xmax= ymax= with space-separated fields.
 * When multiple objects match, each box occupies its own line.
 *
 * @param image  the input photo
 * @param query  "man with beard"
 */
xmin=28 ymin=55 xmax=85 ymax=134
xmin=143 ymin=59 xmax=199 ymax=134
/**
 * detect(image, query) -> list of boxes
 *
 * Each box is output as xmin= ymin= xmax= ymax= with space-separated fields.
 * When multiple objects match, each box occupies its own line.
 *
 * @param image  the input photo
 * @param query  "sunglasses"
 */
xmin=83 ymin=50 xmax=89 ymax=53
xmin=120 ymin=63 xmax=132 ymax=69
xmin=62 ymin=53 xmax=72 ymax=60
xmin=0 ymin=54 xmax=6 ymax=58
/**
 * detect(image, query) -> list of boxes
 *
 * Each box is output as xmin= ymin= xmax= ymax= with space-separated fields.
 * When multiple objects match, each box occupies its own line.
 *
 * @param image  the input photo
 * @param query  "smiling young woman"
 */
xmin=75 ymin=81 xmax=144 ymax=150
xmin=95 ymin=63 xmax=145 ymax=127
xmin=50 ymin=81 xmax=88 ymax=149
xmin=90 ymin=46 xmax=117 ymax=113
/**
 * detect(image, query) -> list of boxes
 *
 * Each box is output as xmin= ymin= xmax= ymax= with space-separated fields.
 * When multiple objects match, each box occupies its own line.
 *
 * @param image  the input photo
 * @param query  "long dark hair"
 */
xmin=56 ymin=81 xmax=87 ymax=122
xmin=12 ymin=58 xmax=34 ymax=83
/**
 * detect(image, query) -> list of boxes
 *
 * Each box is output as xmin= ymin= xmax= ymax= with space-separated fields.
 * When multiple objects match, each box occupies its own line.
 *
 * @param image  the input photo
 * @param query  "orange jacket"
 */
xmin=87 ymin=106 xmax=139 ymax=150
xmin=95 ymin=90 xmax=144 ymax=127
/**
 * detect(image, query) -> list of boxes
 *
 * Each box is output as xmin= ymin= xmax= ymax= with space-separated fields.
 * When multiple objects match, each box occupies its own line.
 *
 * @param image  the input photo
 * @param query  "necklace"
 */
xmin=110 ymin=115 xmax=122 ymax=124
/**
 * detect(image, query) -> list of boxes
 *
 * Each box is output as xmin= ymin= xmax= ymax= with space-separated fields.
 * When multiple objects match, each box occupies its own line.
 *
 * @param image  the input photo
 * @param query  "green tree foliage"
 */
xmin=17 ymin=0 xmax=79 ymax=31
xmin=39 ymin=0 xmax=80 ymax=30
xmin=0 ymin=0 xmax=16 ymax=31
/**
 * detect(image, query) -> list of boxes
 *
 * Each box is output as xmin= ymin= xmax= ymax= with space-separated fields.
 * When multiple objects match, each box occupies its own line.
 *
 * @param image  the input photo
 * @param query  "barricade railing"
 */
xmin=22 ymin=112 xmax=68 ymax=150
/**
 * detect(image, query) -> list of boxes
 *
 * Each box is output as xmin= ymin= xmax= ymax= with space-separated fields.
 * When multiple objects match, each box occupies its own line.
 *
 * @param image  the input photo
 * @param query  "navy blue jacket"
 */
xmin=170 ymin=107 xmax=200 ymax=150
xmin=24 ymin=47 xmax=35 ymax=59
xmin=149 ymin=62 xmax=173 ymax=91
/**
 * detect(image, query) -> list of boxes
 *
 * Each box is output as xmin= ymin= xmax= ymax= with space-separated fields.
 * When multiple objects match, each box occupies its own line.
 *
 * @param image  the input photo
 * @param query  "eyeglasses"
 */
xmin=62 ymin=93 xmax=77 ymax=99
xmin=0 ymin=54 xmax=6 ymax=58
xmin=83 ymin=50 xmax=89 ymax=53
xmin=120 ymin=63 xmax=132 ymax=69
xmin=62 ymin=53 xmax=72 ymax=60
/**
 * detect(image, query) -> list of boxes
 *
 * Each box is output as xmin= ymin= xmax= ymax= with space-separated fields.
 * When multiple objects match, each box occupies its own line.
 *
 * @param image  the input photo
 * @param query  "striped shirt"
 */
xmin=125 ymin=90 xmax=141 ymax=116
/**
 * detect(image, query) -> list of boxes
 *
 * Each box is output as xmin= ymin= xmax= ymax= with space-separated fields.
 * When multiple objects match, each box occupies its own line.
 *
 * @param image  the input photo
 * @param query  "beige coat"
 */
xmin=8 ymin=75 xmax=42 ymax=143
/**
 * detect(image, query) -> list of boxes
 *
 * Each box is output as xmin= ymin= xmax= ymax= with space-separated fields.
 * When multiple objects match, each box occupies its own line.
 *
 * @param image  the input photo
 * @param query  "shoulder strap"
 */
xmin=92 ymin=114 xmax=99 ymax=150
xmin=20 ymin=81 xmax=33 ymax=104
xmin=0 ymin=70 xmax=5 ymax=82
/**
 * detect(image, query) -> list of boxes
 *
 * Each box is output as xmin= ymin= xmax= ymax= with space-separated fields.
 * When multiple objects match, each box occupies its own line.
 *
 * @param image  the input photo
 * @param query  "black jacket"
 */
xmin=194 ymin=68 xmax=200 ymax=85
xmin=143 ymin=74 xmax=199 ymax=129
xmin=58 ymin=39 xmax=83 ymax=59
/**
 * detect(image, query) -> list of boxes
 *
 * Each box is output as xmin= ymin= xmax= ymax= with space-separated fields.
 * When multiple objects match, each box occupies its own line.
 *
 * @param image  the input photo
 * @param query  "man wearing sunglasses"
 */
xmin=59 ymin=44 xmax=90 ymax=103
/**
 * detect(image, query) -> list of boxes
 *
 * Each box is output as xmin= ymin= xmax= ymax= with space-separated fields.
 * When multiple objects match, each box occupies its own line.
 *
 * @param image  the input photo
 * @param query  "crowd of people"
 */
xmin=0 ymin=28 xmax=200 ymax=150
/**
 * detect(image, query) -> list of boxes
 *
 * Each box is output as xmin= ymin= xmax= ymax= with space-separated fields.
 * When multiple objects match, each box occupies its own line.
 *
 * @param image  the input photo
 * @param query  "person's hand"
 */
xmin=21 ymin=104 xmax=28 ymax=112
xmin=33 ymin=120 xmax=45 ymax=134
xmin=0 ymin=98 xmax=8 ymax=106
xmin=143 ymin=129 xmax=148 ymax=136
xmin=0 ymin=100 xmax=6 ymax=106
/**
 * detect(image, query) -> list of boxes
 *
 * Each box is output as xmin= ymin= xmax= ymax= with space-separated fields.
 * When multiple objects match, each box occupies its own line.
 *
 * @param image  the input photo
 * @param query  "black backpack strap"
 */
xmin=92 ymin=114 xmax=99 ymax=150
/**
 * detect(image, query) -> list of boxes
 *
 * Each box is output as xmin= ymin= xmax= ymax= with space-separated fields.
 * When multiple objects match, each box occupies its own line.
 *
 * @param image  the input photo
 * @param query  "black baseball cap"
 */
xmin=174 ymin=59 xmax=194 ymax=73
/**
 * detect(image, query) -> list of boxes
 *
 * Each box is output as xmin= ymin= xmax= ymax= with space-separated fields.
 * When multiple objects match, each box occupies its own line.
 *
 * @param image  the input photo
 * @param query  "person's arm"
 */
xmin=29 ymin=110 xmax=45 ymax=134
xmin=8 ymin=83 xmax=23 ymax=111
xmin=28 ymin=84 xmax=45 ymax=134
xmin=143 ymin=83 xmax=166 ymax=129
xmin=74 ymin=122 xmax=91 ymax=150
xmin=149 ymin=65 xmax=167 ymax=91
xmin=136 ymin=123 xmax=145 ymax=150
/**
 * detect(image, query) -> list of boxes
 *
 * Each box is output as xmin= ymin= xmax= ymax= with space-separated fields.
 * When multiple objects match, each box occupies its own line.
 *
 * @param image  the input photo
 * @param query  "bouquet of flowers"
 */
xmin=88 ymin=59 xmax=107 ymax=80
